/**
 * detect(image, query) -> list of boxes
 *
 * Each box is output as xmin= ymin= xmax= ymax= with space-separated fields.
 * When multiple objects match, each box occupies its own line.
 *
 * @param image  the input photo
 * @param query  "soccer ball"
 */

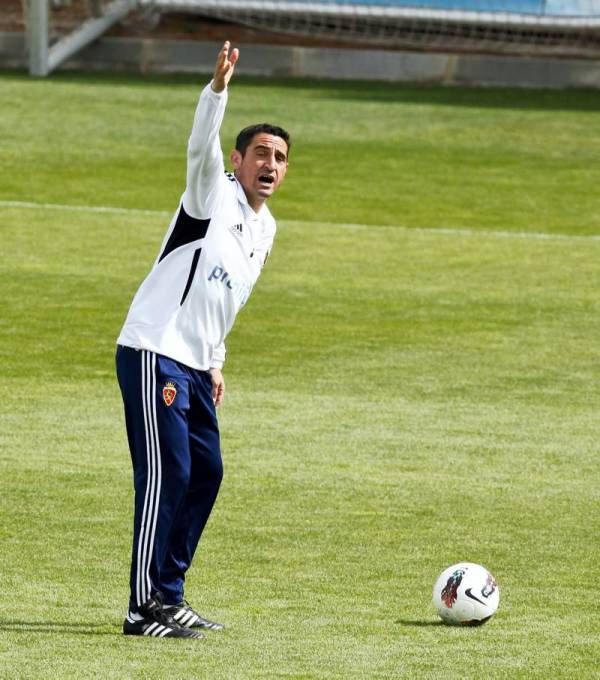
xmin=432 ymin=562 xmax=499 ymax=626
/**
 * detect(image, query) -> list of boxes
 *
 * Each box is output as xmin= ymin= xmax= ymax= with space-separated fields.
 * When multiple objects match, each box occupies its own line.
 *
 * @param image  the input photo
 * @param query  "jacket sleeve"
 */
xmin=210 ymin=341 xmax=226 ymax=370
xmin=183 ymin=81 xmax=228 ymax=219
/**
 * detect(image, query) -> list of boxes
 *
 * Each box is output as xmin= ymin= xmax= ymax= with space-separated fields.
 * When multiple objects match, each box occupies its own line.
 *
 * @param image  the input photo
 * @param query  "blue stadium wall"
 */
xmin=270 ymin=0 xmax=598 ymax=14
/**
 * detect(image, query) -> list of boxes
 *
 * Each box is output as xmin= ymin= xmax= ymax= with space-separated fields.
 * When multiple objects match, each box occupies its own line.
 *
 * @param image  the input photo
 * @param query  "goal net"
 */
xmin=138 ymin=0 xmax=600 ymax=58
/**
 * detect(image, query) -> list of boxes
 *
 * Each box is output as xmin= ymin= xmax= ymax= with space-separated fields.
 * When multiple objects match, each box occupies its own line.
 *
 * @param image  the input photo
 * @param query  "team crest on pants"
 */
xmin=162 ymin=382 xmax=177 ymax=406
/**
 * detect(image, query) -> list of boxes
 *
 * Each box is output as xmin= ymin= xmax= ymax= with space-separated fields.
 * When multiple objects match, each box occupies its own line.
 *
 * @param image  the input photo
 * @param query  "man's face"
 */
xmin=231 ymin=133 xmax=289 ymax=209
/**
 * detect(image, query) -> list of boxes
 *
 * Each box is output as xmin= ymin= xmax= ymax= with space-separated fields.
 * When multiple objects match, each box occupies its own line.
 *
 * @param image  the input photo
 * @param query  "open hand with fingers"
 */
xmin=211 ymin=41 xmax=239 ymax=93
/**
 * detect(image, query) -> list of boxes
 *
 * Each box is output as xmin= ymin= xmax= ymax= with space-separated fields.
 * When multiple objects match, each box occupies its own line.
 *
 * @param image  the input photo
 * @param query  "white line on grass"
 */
xmin=0 ymin=200 xmax=171 ymax=217
xmin=2 ymin=199 xmax=599 ymax=243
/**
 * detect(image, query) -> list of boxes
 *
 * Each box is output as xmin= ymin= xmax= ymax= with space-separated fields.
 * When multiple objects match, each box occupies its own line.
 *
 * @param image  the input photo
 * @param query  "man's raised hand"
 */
xmin=211 ymin=41 xmax=239 ymax=93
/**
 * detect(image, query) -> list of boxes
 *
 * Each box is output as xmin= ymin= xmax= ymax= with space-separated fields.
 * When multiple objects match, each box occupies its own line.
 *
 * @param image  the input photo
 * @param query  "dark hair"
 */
xmin=235 ymin=123 xmax=291 ymax=158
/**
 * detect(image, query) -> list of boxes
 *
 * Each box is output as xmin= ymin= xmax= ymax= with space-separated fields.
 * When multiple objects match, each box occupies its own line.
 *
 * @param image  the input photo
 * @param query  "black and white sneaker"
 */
xmin=165 ymin=600 xmax=224 ymax=631
xmin=123 ymin=596 xmax=204 ymax=639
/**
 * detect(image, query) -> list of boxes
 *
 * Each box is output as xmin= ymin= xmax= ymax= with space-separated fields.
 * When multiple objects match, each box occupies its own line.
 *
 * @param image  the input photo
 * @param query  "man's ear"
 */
xmin=230 ymin=149 xmax=243 ymax=171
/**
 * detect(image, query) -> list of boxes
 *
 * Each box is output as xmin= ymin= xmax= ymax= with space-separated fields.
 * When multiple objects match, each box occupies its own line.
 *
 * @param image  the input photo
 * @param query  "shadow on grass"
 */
xmin=316 ymin=83 xmax=600 ymax=112
xmin=0 ymin=621 xmax=118 ymax=636
xmin=2 ymin=69 xmax=599 ymax=113
xmin=395 ymin=619 xmax=445 ymax=627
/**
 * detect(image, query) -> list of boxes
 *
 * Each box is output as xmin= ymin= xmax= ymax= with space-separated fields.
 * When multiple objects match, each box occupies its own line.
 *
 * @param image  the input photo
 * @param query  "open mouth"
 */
xmin=258 ymin=174 xmax=275 ymax=186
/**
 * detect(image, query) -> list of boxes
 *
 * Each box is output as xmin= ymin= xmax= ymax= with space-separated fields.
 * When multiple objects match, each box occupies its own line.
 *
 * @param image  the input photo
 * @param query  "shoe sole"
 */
xmin=123 ymin=620 xmax=204 ymax=639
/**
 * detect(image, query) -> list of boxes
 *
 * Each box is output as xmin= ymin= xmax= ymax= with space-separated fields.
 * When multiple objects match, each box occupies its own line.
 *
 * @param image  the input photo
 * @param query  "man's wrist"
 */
xmin=210 ymin=78 xmax=226 ymax=94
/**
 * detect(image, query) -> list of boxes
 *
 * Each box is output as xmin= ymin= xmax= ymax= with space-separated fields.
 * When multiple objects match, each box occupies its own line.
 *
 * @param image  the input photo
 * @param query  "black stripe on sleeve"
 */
xmin=158 ymin=204 xmax=210 ymax=263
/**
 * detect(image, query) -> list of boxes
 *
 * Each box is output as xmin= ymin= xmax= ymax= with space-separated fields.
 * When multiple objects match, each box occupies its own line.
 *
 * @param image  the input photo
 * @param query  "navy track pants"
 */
xmin=116 ymin=345 xmax=223 ymax=611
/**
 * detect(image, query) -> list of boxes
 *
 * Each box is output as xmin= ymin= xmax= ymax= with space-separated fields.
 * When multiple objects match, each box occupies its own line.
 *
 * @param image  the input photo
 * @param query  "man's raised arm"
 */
xmin=183 ymin=42 xmax=240 ymax=218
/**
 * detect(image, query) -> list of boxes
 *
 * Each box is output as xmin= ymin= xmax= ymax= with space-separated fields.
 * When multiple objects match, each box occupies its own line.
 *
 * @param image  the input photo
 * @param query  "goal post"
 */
xmin=28 ymin=0 xmax=136 ymax=76
xmin=28 ymin=0 xmax=49 ymax=76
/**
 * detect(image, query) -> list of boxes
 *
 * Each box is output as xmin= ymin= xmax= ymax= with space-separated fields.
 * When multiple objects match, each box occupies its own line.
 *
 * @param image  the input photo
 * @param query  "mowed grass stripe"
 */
xmin=2 ymin=73 xmax=599 ymax=235
xmin=2 ymin=200 xmax=600 ymax=243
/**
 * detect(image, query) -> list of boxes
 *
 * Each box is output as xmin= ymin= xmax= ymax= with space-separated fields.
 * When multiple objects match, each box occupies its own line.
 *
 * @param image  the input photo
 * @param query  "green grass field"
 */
xmin=1 ymin=70 xmax=599 ymax=679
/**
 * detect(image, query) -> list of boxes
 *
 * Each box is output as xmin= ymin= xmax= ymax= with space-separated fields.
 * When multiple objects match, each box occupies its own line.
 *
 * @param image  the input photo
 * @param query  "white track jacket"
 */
xmin=117 ymin=83 xmax=276 ymax=370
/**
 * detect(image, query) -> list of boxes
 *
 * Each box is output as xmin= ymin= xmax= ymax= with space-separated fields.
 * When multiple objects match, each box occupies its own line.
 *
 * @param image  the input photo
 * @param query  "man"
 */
xmin=115 ymin=41 xmax=290 ymax=639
